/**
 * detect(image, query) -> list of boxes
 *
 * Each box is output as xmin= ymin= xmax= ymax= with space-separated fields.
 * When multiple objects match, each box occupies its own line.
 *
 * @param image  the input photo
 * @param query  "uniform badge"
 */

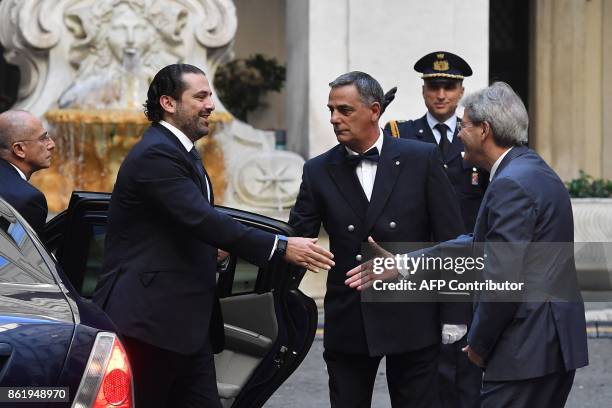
xmin=471 ymin=167 xmax=479 ymax=186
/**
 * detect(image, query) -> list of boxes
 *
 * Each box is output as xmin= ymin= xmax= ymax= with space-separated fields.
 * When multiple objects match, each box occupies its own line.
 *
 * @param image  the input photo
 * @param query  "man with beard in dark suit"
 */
xmin=289 ymin=71 xmax=469 ymax=407
xmin=0 ymin=110 xmax=55 ymax=236
xmin=93 ymin=64 xmax=334 ymax=408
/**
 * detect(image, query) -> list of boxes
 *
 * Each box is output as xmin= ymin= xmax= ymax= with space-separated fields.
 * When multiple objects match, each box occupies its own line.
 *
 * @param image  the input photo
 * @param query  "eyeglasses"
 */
xmin=13 ymin=132 xmax=53 ymax=145
xmin=456 ymin=121 xmax=479 ymax=133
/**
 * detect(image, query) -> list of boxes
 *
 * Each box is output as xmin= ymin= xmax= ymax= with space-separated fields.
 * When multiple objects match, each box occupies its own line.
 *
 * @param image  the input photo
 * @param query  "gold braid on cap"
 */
xmin=422 ymin=73 xmax=465 ymax=79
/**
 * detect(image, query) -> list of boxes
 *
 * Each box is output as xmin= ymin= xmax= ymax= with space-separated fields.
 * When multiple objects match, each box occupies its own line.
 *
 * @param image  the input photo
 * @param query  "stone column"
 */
xmin=531 ymin=0 xmax=611 ymax=181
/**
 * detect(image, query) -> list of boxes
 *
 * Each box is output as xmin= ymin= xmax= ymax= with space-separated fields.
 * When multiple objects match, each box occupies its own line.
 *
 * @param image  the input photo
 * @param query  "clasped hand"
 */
xmin=284 ymin=237 xmax=335 ymax=274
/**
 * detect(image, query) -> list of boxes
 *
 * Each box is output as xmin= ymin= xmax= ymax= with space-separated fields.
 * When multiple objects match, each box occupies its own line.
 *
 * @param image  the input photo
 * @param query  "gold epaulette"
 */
xmin=388 ymin=120 xmax=400 ymax=138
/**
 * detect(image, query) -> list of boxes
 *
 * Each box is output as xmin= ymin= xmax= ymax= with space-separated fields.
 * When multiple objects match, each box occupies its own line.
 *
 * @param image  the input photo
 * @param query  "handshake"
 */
xmin=343 ymin=236 xmax=469 ymax=347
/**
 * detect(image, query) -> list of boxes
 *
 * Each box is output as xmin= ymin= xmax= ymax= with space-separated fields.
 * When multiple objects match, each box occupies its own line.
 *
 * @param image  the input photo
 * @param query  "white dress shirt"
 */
xmin=345 ymin=131 xmax=384 ymax=201
xmin=159 ymin=120 xmax=211 ymax=201
xmin=426 ymin=112 xmax=457 ymax=145
xmin=489 ymin=147 xmax=513 ymax=181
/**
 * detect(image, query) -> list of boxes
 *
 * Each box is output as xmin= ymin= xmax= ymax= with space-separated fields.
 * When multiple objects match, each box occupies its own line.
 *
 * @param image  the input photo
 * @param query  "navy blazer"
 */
xmin=384 ymin=115 xmax=489 ymax=230
xmin=446 ymin=146 xmax=588 ymax=381
xmin=289 ymin=135 xmax=469 ymax=356
xmin=0 ymin=159 xmax=47 ymax=235
xmin=93 ymin=123 xmax=276 ymax=355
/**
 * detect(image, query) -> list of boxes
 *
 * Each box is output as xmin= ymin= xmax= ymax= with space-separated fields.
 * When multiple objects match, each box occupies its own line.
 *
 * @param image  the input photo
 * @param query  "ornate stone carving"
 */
xmin=1 ymin=0 xmax=302 ymax=214
xmin=0 ymin=0 xmax=237 ymax=114
xmin=214 ymin=120 xmax=305 ymax=213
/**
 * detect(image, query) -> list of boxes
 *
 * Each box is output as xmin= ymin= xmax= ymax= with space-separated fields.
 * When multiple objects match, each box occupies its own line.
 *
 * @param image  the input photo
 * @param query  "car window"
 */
xmin=0 ymin=214 xmax=54 ymax=285
xmin=81 ymin=225 xmax=106 ymax=297
xmin=231 ymin=258 xmax=259 ymax=294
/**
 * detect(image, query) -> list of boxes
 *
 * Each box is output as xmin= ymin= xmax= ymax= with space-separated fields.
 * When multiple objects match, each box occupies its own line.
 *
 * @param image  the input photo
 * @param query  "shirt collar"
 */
xmin=489 ymin=146 xmax=513 ymax=181
xmin=9 ymin=162 xmax=27 ymax=181
xmin=159 ymin=120 xmax=195 ymax=152
xmin=345 ymin=130 xmax=384 ymax=156
xmin=426 ymin=111 xmax=458 ymax=136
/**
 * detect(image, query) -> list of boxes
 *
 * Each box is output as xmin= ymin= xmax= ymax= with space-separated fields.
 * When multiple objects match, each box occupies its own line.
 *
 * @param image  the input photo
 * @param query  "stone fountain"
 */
xmin=0 ymin=0 xmax=304 ymax=216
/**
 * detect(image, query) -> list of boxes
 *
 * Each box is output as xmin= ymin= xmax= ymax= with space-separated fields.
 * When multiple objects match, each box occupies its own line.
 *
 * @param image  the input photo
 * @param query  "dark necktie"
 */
xmin=189 ymin=147 xmax=213 ymax=204
xmin=346 ymin=147 xmax=380 ymax=166
xmin=435 ymin=123 xmax=449 ymax=158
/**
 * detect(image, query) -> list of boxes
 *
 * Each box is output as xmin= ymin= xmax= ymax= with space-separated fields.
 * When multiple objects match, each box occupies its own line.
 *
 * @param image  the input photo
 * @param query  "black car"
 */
xmin=0 ymin=192 xmax=317 ymax=407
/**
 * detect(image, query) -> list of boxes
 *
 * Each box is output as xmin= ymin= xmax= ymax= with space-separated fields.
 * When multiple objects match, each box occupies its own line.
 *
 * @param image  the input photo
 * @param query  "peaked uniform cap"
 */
xmin=414 ymin=51 xmax=472 ymax=82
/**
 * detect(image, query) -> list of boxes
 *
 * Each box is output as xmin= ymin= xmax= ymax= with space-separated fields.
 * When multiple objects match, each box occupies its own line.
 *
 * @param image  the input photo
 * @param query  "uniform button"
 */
xmin=347 ymin=224 xmax=355 ymax=232
xmin=356 ymin=254 xmax=362 ymax=262
xmin=443 ymin=164 xmax=448 ymax=169
xmin=389 ymin=221 xmax=397 ymax=229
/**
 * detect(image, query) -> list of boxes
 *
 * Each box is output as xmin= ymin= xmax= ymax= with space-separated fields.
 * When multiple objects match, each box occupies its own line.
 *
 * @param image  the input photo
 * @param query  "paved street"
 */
xmin=266 ymin=300 xmax=612 ymax=407
xmin=266 ymin=336 xmax=612 ymax=407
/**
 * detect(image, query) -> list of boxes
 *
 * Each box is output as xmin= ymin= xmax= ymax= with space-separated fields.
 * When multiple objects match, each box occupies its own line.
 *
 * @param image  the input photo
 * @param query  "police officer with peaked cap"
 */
xmin=384 ymin=51 xmax=487 ymax=408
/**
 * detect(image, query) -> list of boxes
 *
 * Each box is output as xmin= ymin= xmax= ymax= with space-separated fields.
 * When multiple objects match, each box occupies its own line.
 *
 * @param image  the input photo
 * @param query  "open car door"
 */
xmin=44 ymin=191 xmax=318 ymax=408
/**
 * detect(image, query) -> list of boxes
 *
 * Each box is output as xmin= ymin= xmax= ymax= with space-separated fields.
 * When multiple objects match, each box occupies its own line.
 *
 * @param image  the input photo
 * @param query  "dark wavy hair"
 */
xmin=144 ymin=64 xmax=206 ymax=122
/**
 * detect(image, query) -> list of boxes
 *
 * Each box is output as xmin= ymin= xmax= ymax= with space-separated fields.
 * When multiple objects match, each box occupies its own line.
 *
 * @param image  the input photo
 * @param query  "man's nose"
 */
xmin=330 ymin=112 xmax=340 ymax=124
xmin=205 ymin=96 xmax=215 ymax=112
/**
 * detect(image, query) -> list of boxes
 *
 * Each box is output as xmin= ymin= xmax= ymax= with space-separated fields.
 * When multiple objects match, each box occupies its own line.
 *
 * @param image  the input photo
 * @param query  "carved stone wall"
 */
xmin=0 ymin=0 xmax=305 ymax=212
xmin=530 ymin=0 xmax=612 ymax=181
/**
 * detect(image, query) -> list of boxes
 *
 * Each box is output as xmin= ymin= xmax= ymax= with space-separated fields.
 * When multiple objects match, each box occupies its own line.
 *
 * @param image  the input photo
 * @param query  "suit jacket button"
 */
xmin=356 ymin=254 xmax=362 ymax=262
xmin=443 ymin=164 xmax=448 ymax=169
xmin=347 ymin=224 xmax=355 ymax=232
xmin=389 ymin=221 xmax=397 ymax=229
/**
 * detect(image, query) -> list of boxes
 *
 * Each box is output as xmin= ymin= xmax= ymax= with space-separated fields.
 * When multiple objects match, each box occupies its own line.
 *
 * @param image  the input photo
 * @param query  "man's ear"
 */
xmin=11 ymin=142 xmax=26 ymax=159
xmin=371 ymin=101 xmax=382 ymax=122
xmin=480 ymin=121 xmax=491 ymax=142
xmin=159 ymin=95 xmax=177 ymax=114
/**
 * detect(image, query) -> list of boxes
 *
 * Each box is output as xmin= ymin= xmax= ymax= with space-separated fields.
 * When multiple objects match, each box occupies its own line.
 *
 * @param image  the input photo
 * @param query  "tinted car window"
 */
xmin=0 ymin=214 xmax=54 ymax=285
xmin=231 ymin=258 xmax=258 ymax=294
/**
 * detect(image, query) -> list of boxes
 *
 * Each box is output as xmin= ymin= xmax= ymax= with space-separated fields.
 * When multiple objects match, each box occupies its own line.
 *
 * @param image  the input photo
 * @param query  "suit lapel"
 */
xmin=473 ymin=145 xmax=530 ymax=236
xmin=414 ymin=115 xmax=437 ymax=144
xmin=327 ymin=146 xmax=369 ymax=220
xmin=363 ymin=136 xmax=402 ymax=233
xmin=151 ymin=123 xmax=210 ymax=200
xmin=445 ymin=127 xmax=464 ymax=163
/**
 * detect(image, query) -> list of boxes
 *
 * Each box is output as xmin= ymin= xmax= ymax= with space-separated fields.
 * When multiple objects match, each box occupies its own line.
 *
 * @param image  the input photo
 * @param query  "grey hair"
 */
xmin=461 ymin=82 xmax=528 ymax=147
xmin=329 ymin=71 xmax=384 ymax=107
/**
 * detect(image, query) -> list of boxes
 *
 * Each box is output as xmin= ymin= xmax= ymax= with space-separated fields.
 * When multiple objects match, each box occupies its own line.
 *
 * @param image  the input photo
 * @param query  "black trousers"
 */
xmin=438 ymin=337 xmax=483 ymax=408
xmin=481 ymin=370 xmax=576 ymax=408
xmin=122 ymin=335 xmax=221 ymax=408
xmin=323 ymin=343 xmax=440 ymax=408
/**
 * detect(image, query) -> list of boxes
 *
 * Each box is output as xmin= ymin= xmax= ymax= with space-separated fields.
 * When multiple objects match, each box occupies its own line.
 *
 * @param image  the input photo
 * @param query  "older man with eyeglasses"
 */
xmin=0 ymin=110 xmax=55 ymax=235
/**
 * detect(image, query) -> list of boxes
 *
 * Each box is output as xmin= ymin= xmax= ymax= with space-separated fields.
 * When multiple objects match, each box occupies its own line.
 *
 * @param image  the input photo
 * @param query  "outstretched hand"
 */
xmin=284 ymin=237 xmax=334 ymax=273
xmin=344 ymin=236 xmax=399 ymax=291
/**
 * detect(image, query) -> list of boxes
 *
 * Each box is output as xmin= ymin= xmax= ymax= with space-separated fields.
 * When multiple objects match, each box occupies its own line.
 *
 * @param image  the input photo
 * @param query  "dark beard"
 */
xmin=175 ymin=105 xmax=209 ymax=141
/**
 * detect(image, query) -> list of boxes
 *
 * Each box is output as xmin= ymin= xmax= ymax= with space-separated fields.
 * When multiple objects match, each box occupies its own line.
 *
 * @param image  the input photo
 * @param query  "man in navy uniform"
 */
xmin=0 ymin=110 xmax=55 ymax=236
xmin=290 ymin=71 xmax=469 ymax=407
xmin=384 ymin=52 xmax=486 ymax=407
xmin=384 ymin=51 xmax=488 ymax=231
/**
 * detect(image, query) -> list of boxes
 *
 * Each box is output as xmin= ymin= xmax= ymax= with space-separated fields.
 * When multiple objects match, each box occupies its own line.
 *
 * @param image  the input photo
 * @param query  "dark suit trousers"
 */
xmin=438 ymin=337 xmax=483 ymax=408
xmin=123 ymin=335 xmax=221 ymax=408
xmin=481 ymin=370 xmax=575 ymax=408
xmin=323 ymin=343 xmax=439 ymax=408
